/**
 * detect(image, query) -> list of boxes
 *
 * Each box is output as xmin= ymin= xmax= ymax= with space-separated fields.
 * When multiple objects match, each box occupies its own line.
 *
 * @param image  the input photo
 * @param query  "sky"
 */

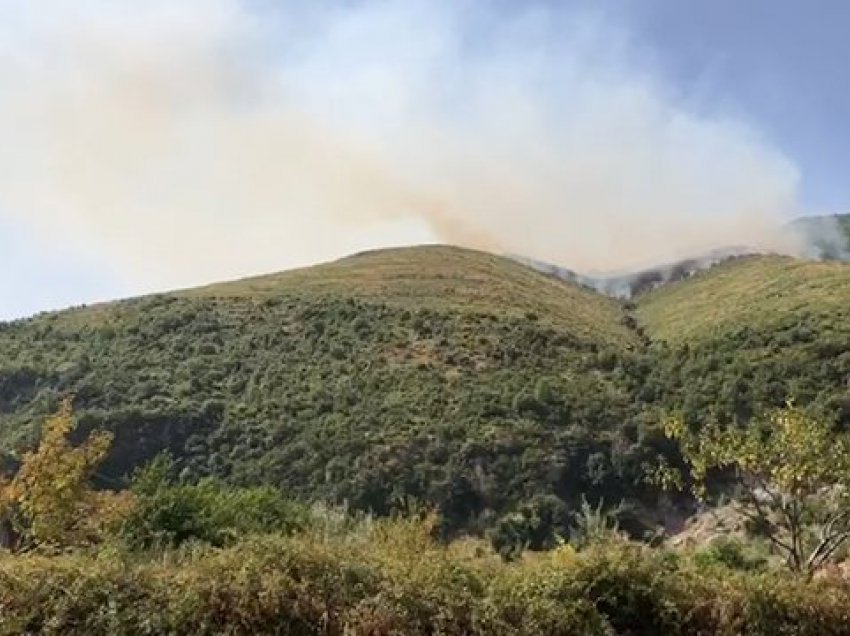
xmin=1 ymin=0 xmax=849 ymax=320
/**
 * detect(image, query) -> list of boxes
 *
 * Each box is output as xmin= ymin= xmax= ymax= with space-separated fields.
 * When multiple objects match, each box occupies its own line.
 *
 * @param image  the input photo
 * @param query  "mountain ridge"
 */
xmin=517 ymin=213 xmax=850 ymax=298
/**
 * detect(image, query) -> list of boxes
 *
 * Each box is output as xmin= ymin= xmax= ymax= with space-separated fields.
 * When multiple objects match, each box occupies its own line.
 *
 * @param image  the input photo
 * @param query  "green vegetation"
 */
xmin=6 ymin=514 xmax=850 ymax=635
xmin=660 ymin=405 xmax=850 ymax=573
xmin=121 ymin=454 xmax=308 ymax=550
xmin=3 ymin=245 xmax=850 ymax=540
xmin=636 ymin=255 xmax=850 ymax=343
xmin=189 ymin=245 xmax=637 ymax=346
xmin=637 ymin=255 xmax=850 ymax=427
xmin=4 ymin=351 xmax=850 ymax=632
xmin=0 ymin=246 xmax=660 ymax=537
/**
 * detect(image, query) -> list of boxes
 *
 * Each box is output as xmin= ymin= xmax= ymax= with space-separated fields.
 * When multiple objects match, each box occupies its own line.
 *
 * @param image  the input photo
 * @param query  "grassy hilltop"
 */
xmin=188 ymin=245 xmax=638 ymax=347
xmin=638 ymin=255 xmax=850 ymax=343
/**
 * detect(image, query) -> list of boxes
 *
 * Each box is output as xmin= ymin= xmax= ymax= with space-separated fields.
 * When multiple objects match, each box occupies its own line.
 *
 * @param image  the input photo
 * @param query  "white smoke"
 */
xmin=790 ymin=214 xmax=850 ymax=261
xmin=0 ymin=0 xmax=810 ymax=295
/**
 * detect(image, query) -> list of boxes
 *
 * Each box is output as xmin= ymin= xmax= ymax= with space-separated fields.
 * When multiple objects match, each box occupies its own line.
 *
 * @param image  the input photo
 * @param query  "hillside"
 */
xmin=635 ymin=255 xmax=850 ymax=425
xmin=187 ymin=246 xmax=639 ymax=347
xmin=0 ymin=246 xmax=655 ymax=534
xmin=3 ymin=245 xmax=850 ymax=536
xmin=637 ymin=255 xmax=850 ymax=342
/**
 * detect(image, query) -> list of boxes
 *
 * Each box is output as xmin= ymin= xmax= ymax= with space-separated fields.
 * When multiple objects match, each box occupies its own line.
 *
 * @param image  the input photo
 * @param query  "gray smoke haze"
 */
xmin=790 ymin=215 xmax=850 ymax=261
xmin=0 ymin=0 xmax=817 ymax=292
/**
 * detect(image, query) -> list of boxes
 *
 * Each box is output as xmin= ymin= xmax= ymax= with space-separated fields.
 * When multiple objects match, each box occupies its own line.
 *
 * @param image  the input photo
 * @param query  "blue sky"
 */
xmin=1 ymin=0 xmax=848 ymax=320
xmin=1 ymin=217 xmax=126 ymax=318
xmin=618 ymin=0 xmax=850 ymax=212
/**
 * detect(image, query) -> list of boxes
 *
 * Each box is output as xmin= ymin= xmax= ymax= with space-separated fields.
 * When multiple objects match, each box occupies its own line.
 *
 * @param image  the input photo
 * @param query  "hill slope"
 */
xmin=635 ymin=255 xmax=850 ymax=425
xmin=0 ymin=246 xmax=655 ymax=533
xmin=637 ymin=255 xmax=850 ymax=342
xmin=187 ymin=246 xmax=639 ymax=347
xmin=3 ymin=245 xmax=850 ymax=534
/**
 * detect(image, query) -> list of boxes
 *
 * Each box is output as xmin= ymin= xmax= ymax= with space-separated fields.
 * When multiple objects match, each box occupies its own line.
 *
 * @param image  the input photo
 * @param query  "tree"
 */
xmin=489 ymin=494 xmax=569 ymax=560
xmin=0 ymin=399 xmax=130 ymax=550
xmin=657 ymin=405 xmax=850 ymax=574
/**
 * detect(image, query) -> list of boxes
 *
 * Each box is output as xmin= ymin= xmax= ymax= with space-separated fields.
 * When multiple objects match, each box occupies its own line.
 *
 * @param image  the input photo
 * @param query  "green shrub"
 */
xmin=489 ymin=494 xmax=569 ymax=560
xmin=692 ymin=536 xmax=768 ymax=572
xmin=569 ymin=496 xmax=623 ymax=549
xmin=4 ymin=525 xmax=850 ymax=635
xmin=120 ymin=456 xmax=308 ymax=549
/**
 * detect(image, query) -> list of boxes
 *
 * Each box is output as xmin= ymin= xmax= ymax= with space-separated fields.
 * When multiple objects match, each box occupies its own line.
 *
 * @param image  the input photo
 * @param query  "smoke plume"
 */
xmin=0 ymin=0 xmax=811 ymax=293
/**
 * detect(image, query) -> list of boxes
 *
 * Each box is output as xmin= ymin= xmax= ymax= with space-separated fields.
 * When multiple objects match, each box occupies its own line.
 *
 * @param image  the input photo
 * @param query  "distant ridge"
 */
xmin=514 ymin=246 xmax=753 ymax=298
xmin=515 ymin=213 xmax=850 ymax=298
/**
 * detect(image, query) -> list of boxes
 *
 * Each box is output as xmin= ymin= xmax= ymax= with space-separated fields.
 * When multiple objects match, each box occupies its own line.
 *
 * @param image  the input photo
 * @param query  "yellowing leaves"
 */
xmin=0 ymin=399 xmax=132 ymax=550
xmin=662 ymin=405 xmax=850 ymax=573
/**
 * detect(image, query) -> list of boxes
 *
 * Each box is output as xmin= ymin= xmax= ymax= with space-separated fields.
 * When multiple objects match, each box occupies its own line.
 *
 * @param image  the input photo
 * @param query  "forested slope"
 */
xmin=636 ymin=255 xmax=850 ymax=426
xmin=3 ymin=245 xmax=850 ymax=534
xmin=0 ymin=246 xmax=655 ymax=534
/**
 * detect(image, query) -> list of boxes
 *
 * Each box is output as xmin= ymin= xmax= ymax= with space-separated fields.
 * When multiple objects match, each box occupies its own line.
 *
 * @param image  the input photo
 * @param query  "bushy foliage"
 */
xmin=692 ymin=536 xmax=768 ymax=572
xmin=568 ymin=496 xmax=623 ymax=549
xmin=0 ymin=289 xmax=662 ymax=536
xmin=3 ymin=516 xmax=850 ymax=635
xmin=488 ymin=494 xmax=570 ymax=559
xmin=2 ymin=249 xmax=850 ymax=539
xmin=637 ymin=256 xmax=850 ymax=429
xmin=660 ymin=406 xmax=850 ymax=573
xmin=120 ymin=454 xmax=308 ymax=549
xmin=0 ymin=400 xmax=129 ymax=550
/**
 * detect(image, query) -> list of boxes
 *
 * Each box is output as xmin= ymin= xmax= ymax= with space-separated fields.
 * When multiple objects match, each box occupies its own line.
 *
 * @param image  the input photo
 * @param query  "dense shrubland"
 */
xmin=637 ymin=256 xmax=850 ymax=429
xmin=4 ymin=404 xmax=850 ymax=633
xmin=3 ymin=248 xmax=850 ymax=542
xmin=6 ymin=508 xmax=850 ymax=634
xmin=0 ymin=291 xmax=666 ymax=537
